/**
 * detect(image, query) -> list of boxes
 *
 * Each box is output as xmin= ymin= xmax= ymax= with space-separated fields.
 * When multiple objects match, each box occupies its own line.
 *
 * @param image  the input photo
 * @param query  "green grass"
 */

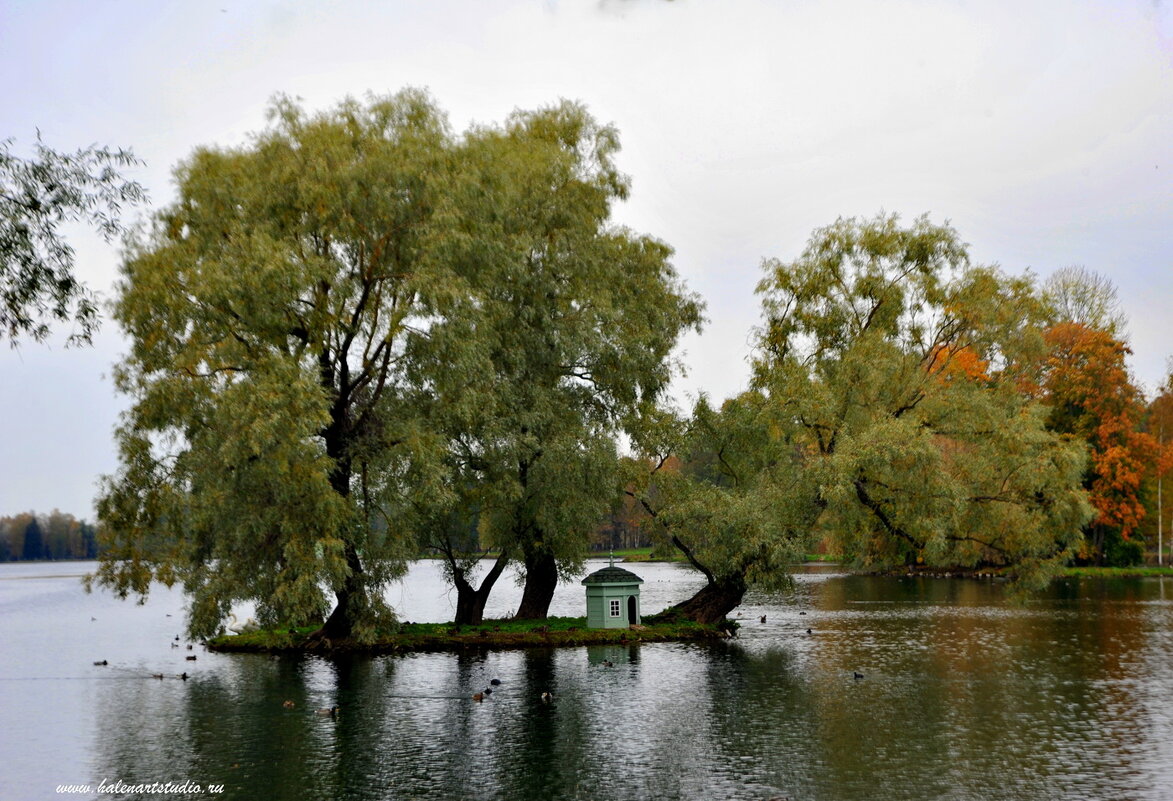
xmin=601 ymin=547 xmax=683 ymax=562
xmin=1061 ymin=565 xmax=1173 ymax=578
xmin=418 ymin=547 xmax=840 ymax=565
xmin=603 ymin=547 xmax=840 ymax=564
xmin=207 ymin=615 xmax=728 ymax=654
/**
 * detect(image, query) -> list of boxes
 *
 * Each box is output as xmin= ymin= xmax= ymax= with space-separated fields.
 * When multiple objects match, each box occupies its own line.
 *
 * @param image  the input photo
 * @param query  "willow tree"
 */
xmin=415 ymin=101 xmax=703 ymax=620
xmin=1 ymin=135 xmax=146 ymax=344
xmin=627 ymin=395 xmax=821 ymax=624
xmin=91 ymin=92 xmax=453 ymax=642
xmin=637 ymin=214 xmax=1092 ymax=623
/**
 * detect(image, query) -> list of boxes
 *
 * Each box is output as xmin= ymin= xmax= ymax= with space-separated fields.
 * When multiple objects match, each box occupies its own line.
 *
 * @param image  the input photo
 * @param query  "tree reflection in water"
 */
xmin=90 ymin=573 xmax=1173 ymax=801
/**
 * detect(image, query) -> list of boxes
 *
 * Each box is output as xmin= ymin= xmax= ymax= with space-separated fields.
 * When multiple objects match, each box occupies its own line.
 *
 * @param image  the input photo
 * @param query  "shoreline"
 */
xmin=891 ymin=565 xmax=1173 ymax=579
xmin=207 ymin=616 xmax=731 ymax=655
xmin=202 ymin=563 xmax=1173 ymax=656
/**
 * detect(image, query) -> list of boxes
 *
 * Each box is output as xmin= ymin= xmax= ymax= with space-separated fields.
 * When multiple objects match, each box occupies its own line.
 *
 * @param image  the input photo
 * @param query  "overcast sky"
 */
xmin=2 ymin=0 xmax=1170 ymax=520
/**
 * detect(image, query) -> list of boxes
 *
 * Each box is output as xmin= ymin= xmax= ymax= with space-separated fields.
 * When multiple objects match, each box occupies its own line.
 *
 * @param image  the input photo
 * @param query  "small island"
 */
xmin=207 ymin=614 xmax=732 ymax=655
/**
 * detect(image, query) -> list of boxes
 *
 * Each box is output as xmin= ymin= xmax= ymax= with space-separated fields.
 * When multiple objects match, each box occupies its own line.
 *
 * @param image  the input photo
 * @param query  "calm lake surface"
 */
xmin=4 ymin=560 xmax=1173 ymax=801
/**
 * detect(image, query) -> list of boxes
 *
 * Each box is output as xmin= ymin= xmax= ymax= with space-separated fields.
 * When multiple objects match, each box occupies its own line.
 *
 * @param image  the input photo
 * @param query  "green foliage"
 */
xmin=93 ymin=91 xmax=701 ymax=636
xmin=412 ymin=101 xmax=702 ymax=610
xmin=1102 ymin=529 xmax=1145 ymax=567
xmin=0 ymin=135 xmax=146 ymax=344
xmin=753 ymin=213 xmax=1091 ymax=586
xmin=93 ymin=91 xmax=454 ymax=640
xmin=0 ymin=510 xmax=98 ymax=561
xmin=21 ymin=516 xmax=44 ymax=560
xmin=647 ymin=393 xmax=819 ymax=592
xmin=634 ymin=214 xmax=1093 ymax=620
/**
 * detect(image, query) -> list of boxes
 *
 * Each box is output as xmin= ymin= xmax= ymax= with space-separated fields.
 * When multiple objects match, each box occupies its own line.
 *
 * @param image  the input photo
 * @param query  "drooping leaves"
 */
xmin=0 ymin=135 xmax=146 ymax=344
xmin=94 ymin=91 xmax=453 ymax=640
xmin=411 ymin=102 xmax=702 ymax=618
xmin=633 ymin=215 xmax=1092 ymax=623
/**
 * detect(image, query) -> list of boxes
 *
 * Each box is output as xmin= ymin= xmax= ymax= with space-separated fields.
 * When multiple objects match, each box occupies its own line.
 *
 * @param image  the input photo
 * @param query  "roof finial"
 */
xmin=609 ymin=547 xmax=614 ymax=567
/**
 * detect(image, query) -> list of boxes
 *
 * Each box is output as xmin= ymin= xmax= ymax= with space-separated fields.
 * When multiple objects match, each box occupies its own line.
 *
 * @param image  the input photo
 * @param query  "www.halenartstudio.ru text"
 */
xmin=56 ymin=779 xmax=225 ymax=794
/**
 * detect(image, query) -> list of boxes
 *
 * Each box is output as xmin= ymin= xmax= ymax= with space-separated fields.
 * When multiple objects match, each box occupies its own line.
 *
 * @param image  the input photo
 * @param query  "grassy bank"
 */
xmin=1061 ymin=565 xmax=1173 ymax=578
xmin=893 ymin=565 xmax=1173 ymax=579
xmin=602 ymin=547 xmax=682 ymax=563
xmin=207 ymin=615 xmax=729 ymax=655
xmin=414 ymin=547 xmax=839 ymax=565
xmin=608 ymin=547 xmax=838 ymax=564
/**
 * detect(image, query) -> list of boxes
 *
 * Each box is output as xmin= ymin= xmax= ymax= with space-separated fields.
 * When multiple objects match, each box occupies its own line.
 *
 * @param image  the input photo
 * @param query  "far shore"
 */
xmin=7 ymin=550 xmax=1173 ymax=580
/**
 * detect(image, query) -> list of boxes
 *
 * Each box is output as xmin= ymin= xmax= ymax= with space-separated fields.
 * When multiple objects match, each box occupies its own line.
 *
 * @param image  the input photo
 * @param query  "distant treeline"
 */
xmin=0 ymin=511 xmax=99 ymax=561
xmin=1 ymin=505 xmax=644 ymax=562
xmin=590 ymin=492 xmax=657 ymax=553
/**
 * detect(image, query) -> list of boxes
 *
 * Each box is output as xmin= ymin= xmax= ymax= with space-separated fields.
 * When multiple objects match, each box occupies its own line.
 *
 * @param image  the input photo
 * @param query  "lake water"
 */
xmin=4 ymin=560 xmax=1173 ymax=800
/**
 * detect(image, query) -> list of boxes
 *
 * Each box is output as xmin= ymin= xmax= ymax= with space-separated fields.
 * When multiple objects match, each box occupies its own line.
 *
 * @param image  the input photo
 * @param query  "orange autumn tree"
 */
xmin=927 ymin=343 xmax=991 ymax=383
xmin=1146 ymin=375 xmax=1173 ymax=562
xmin=599 ymin=454 xmax=683 ymax=552
xmin=1042 ymin=322 xmax=1157 ymax=564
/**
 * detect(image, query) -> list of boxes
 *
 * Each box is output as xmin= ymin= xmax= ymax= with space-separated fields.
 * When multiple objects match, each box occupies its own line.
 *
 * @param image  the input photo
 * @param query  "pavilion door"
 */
xmin=627 ymin=595 xmax=637 ymax=624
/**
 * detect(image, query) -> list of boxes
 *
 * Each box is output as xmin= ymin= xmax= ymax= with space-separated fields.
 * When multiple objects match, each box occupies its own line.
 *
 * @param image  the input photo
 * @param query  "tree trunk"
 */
xmin=514 ymin=548 xmax=558 ymax=620
xmin=660 ymin=575 xmax=747 ymax=625
xmin=453 ymin=553 xmax=510 ymax=625
xmin=313 ymin=407 xmax=363 ymax=643
xmin=1090 ymin=524 xmax=1106 ymax=566
xmin=311 ymin=539 xmax=365 ymax=643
